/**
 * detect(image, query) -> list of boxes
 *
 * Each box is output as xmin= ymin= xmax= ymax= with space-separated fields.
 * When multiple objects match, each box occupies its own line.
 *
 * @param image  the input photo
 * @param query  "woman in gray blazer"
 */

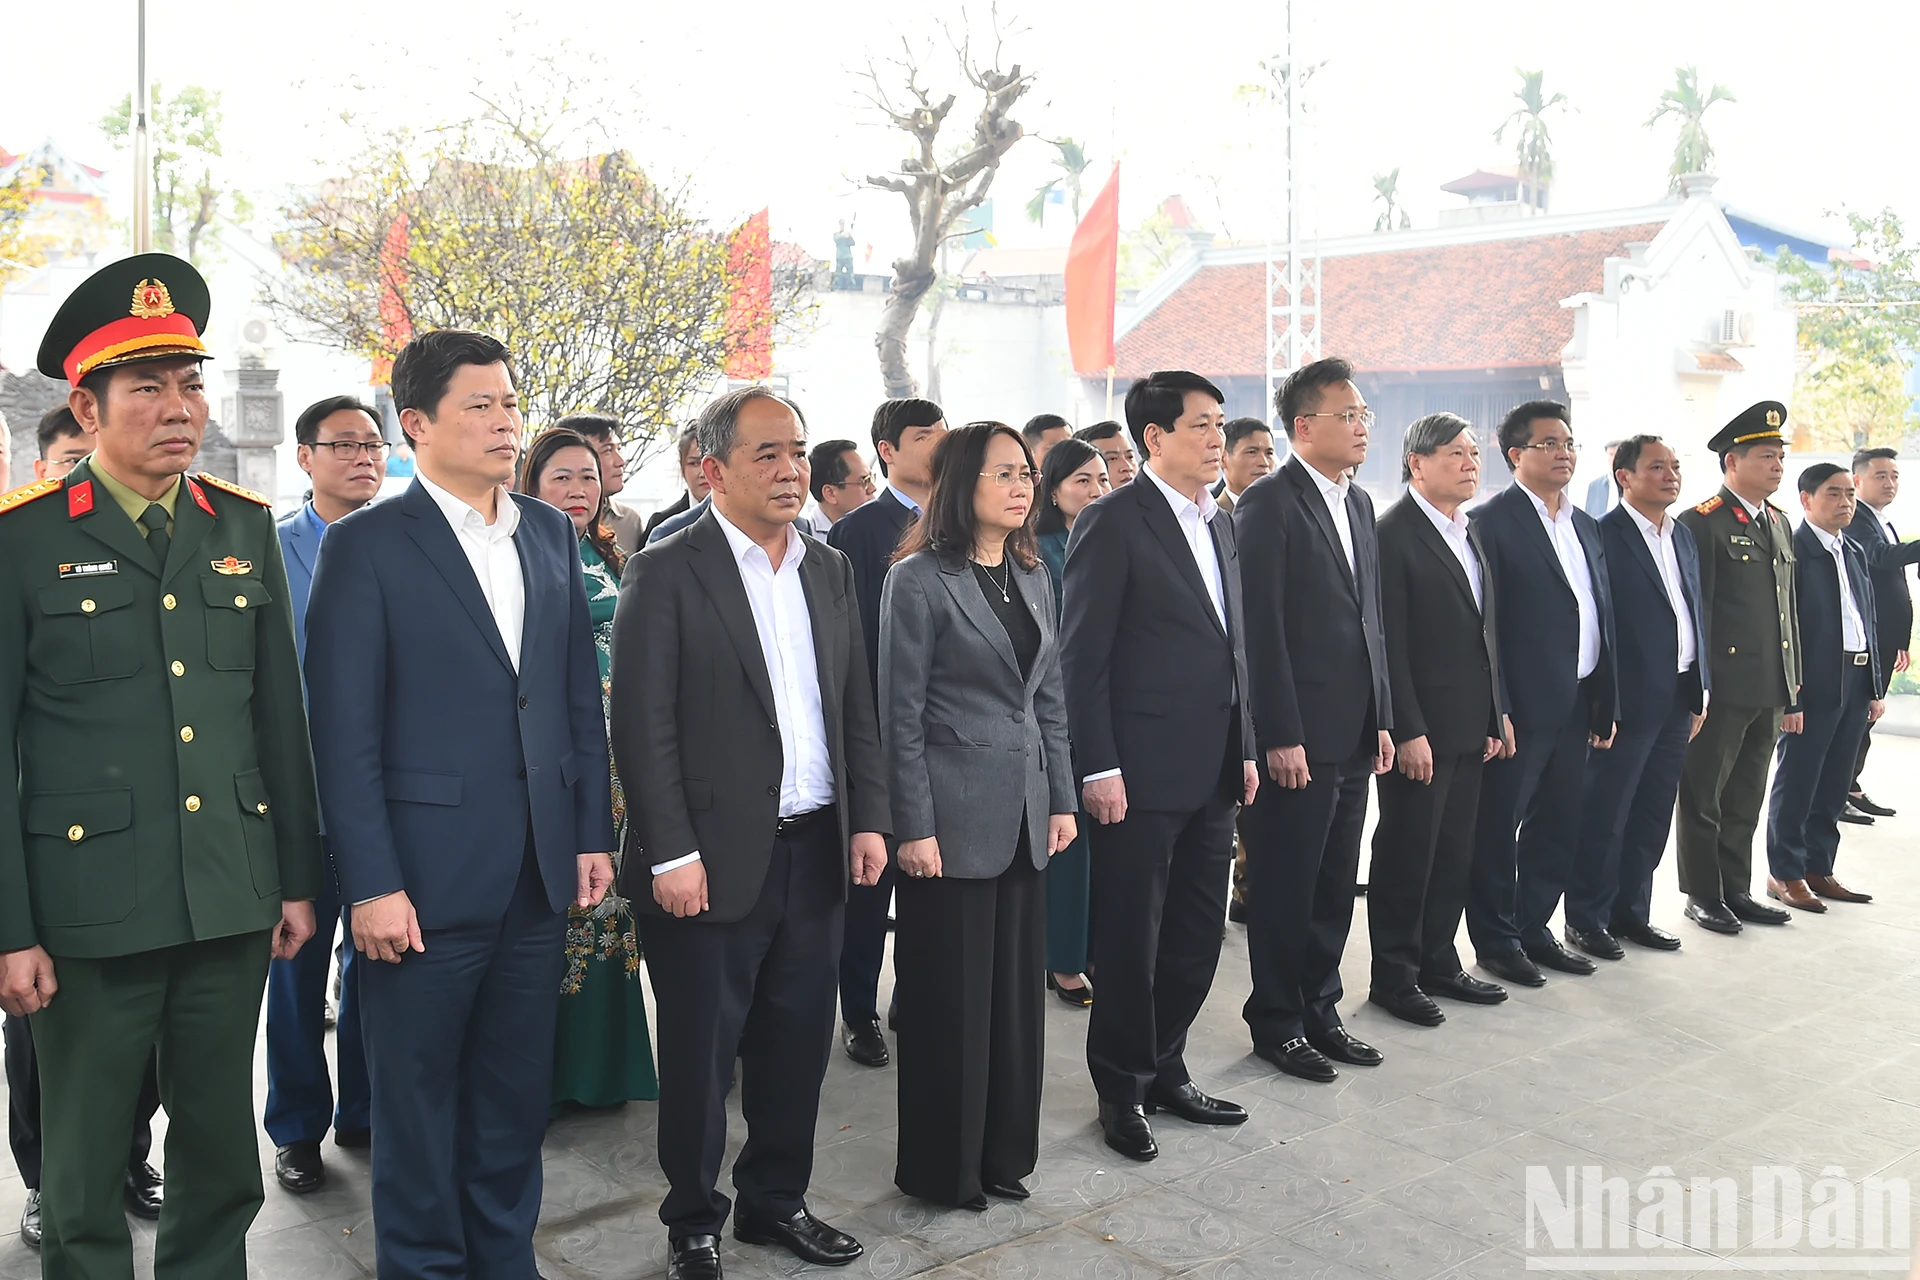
xmin=880 ymin=422 xmax=1078 ymax=1211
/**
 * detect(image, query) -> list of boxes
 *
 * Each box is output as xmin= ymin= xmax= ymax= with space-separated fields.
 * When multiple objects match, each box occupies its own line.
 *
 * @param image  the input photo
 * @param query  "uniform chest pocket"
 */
xmin=202 ymin=576 xmax=271 ymax=670
xmin=34 ymin=578 xmax=141 ymax=684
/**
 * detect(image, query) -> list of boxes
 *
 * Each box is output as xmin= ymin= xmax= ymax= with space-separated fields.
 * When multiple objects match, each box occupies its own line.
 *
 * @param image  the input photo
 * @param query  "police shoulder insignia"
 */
xmin=0 ymin=477 xmax=62 ymax=516
xmin=195 ymin=472 xmax=272 ymax=507
xmin=1692 ymin=495 xmax=1723 ymax=515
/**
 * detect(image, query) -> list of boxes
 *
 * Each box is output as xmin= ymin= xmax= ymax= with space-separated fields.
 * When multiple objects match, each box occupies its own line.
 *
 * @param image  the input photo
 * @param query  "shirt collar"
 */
xmin=1624 ymin=502 xmax=1672 ymax=539
xmin=417 ymin=467 xmax=519 ymax=536
xmin=1518 ymin=480 xmax=1571 ymax=525
xmin=886 ymin=485 xmax=922 ymax=515
xmin=89 ymin=460 xmax=180 ymax=525
xmin=1300 ymin=459 xmax=1350 ymax=504
xmin=1809 ymin=522 xmax=1847 ymax=555
xmin=1409 ymin=486 xmax=1468 ymax=538
xmin=304 ymin=500 xmax=329 ymax=540
xmin=711 ymin=503 xmax=804 ymax=573
xmin=1728 ymin=489 xmax=1765 ymax=519
xmin=1142 ymin=460 xmax=1218 ymax=522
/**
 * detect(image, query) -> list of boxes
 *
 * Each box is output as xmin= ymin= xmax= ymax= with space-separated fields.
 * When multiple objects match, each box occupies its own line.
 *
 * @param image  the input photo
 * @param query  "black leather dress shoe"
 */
xmin=1564 ymin=925 xmax=1625 ymax=962
xmin=20 ymin=1189 xmax=40 ymax=1250
xmin=1478 ymin=948 xmax=1546 ymax=987
xmin=1838 ymin=804 xmax=1875 ymax=826
xmin=275 ymin=1141 xmax=324 ymax=1194
xmin=1726 ymin=891 xmax=1791 ymax=926
xmin=1525 ymin=937 xmax=1597 ymax=975
xmin=734 ymin=1207 xmax=862 ymax=1266
xmin=1308 ymin=1027 xmax=1383 ymax=1066
xmin=1850 ymin=791 xmax=1896 ymax=817
xmin=334 ymin=1126 xmax=372 ymax=1149
xmin=1145 ymin=1081 xmax=1248 ymax=1124
xmin=1255 ymin=1036 xmax=1337 ymax=1082
xmin=1097 ymin=1101 xmax=1159 ymax=1161
xmin=667 ymin=1233 xmax=722 ymax=1280
xmin=1422 ymin=970 xmax=1507 ymax=1004
xmin=1685 ymin=896 xmax=1742 ymax=934
xmin=1369 ymin=986 xmax=1445 ymax=1026
xmin=983 ymin=1178 xmax=1030 ymax=1200
xmin=1227 ymin=897 xmax=1248 ymax=924
xmin=1612 ymin=920 xmax=1682 ymax=951
xmin=843 ymin=1018 xmax=889 ymax=1068
xmin=124 ymin=1160 xmax=163 ymax=1218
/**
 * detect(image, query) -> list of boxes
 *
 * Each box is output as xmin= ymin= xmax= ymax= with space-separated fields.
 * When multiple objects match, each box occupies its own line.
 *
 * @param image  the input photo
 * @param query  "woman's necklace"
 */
xmin=979 ymin=556 xmax=1011 ymax=602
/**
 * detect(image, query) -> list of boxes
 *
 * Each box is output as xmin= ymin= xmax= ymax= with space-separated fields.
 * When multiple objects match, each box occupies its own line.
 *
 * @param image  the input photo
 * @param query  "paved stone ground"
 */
xmin=2 ymin=739 xmax=1918 ymax=1279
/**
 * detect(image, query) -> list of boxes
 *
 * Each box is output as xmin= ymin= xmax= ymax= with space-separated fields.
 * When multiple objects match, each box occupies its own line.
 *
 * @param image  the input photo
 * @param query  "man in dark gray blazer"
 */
xmin=609 ymin=386 xmax=891 ymax=1280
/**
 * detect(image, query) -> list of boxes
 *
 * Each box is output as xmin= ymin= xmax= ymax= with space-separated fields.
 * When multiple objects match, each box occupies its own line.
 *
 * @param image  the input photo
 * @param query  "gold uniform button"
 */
xmin=80 ymin=599 xmax=96 ymax=614
xmin=171 ymin=661 xmax=185 ymax=677
xmin=256 ymin=802 xmax=269 ymax=815
xmin=233 ymin=595 xmax=248 ymax=609
xmin=184 ymin=795 xmax=201 ymax=812
xmin=180 ymin=726 xmax=194 ymax=743
xmin=163 ymin=594 xmax=177 ymax=610
xmin=67 ymin=825 xmax=83 ymax=843
xmin=1783 ymin=640 xmax=1791 ymax=649
xmin=1728 ymin=646 xmax=1738 ymax=655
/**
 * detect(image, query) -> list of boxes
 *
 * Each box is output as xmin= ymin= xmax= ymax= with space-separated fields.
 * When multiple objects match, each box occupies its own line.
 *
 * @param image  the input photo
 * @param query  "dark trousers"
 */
xmin=1851 ymin=720 xmax=1874 ymax=794
xmin=1470 ymin=704 xmax=1590 ymax=957
xmin=1567 ymin=695 xmax=1695 ymax=932
xmin=33 ymin=931 xmax=271 ymax=1280
xmin=894 ymin=853 xmax=1043 ymax=1206
xmin=1368 ymin=750 xmax=1483 ymax=994
xmin=360 ymin=849 xmax=565 ymax=1280
xmin=1043 ymin=820 xmax=1090 ymax=975
xmin=840 ymin=857 xmax=896 ymax=1025
xmin=1768 ymin=663 xmax=1875 ymax=881
xmin=1676 ymin=702 xmax=1780 ymax=899
xmin=1241 ymin=752 xmax=1371 ymax=1045
xmin=641 ymin=819 xmax=843 ymax=1238
xmin=264 ymin=854 xmax=369 ymax=1145
xmin=1085 ymin=787 xmax=1236 ymax=1104
xmin=5 ymin=1013 xmax=158 ymax=1189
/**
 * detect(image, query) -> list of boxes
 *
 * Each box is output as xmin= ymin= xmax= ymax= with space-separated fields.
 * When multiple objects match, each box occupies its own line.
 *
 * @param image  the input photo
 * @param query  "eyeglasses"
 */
xmin=980 ymin=467 xmax=1037 ymax=489
xmin=309 ymin=440 xmax=390 ymax=460
xmin=1516 ymin=439 xmax=1580 ymax=456
xmin=832 ymin=474 xmax=877 ymax=492
xmin=1300 ymin=408 xmax=1376 ymax=429
xmin=45 ymin=455 xmax=87 ymax=474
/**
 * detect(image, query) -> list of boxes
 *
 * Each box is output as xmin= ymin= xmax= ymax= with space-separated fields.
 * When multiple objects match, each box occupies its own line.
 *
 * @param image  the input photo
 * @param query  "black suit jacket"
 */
xmin=827 ymin=486 xmax=919 ymax=696
xmin=1235 ymin=457 xmax=1392 ymax=763
xmin=639 ymin=490 xmax=692 ymax=543
xmin=608 ymin=509 xmax=892 ymax=922
xmin=1845 ymin=504 xmax=1920 ymax=672
xmin=1791 ymin=521 xmax=1885 ymax=712
xmin=1375 ymin=494 xmax=1503 ymax=756
xmin=1598 ymin=505 xmax=1709 ymax=724
xmin=1470 ymin=482 xmax=1619 ymax=736
xmin=1060 ymin=472 xmax=1256 ymax=813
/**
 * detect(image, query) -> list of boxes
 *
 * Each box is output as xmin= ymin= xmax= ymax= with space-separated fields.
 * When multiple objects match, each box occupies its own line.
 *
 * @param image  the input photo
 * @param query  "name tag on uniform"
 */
xmin=57 ymin=560 xmax=118 ymax=578
xmin=1729 ymin=535 xmax=1756 ymax=547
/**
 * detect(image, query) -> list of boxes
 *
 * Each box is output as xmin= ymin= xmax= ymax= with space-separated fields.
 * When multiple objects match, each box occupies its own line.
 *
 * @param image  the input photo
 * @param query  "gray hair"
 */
xmin=693 ymin=385 xmax=807 ymax=464
xmin=1401 ymin=412 xmax=1473 ymax=483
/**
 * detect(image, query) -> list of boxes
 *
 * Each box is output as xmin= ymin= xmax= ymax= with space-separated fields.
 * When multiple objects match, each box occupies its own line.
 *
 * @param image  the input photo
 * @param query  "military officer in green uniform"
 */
xmin=1673 ymin=402 xmax=1802 ymax=935
xmin=0 ymin=253 xmax=323 ymax=1279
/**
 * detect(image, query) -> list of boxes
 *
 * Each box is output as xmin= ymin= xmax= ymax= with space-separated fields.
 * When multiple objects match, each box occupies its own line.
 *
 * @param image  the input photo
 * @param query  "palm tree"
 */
xmin=1026 ymin=137 xmax=1090 ymax=225
xmin=1646 ymin=66 xmax=1736 ymax=192
xmin=1372 ymin=169 xmax=1410 ymax=231
xmin=1494 ymin=68 xmax=1569 ymax=212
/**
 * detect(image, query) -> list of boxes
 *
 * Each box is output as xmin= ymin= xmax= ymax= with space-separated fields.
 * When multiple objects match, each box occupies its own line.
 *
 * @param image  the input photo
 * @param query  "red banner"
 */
xmin=1064 ymin=166 xmax=1119 ymax=375
xmin=372 ymin=212 xmax=412 ymax=386
xmin=724 ymin=208 xmax=773 ymax=381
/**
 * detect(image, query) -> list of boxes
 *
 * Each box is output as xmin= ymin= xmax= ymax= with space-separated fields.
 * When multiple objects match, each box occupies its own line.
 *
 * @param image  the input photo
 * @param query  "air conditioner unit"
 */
xmin=1716 ymin=307 xmax=1758 ymax=347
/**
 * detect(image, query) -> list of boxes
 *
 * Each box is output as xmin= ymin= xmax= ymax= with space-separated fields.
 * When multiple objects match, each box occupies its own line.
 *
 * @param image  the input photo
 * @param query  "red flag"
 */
xmin=1064 ymin=166 xmax=1119 ymax=375
xmin=372 ymin=213 xmax=412 ymax=386
xmin=724 ymin=208 xmax=774 ymax=381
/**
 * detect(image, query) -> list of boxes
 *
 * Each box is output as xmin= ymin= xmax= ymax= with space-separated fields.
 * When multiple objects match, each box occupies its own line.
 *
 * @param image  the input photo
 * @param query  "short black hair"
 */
xmin=1224 ymin=416 xmax=1271 ymax=449
xmin=1275 ymin=358 xmax=1355 ymax=439
xmin=555 ymin=412 xmax=620 ymax=445
xmin=1497 ymin=400 xmax=1571 ymax=472
xmin=1853 ymin=447 xmax=1899 ymax=473
xmin=1123 ymin=370 xmax=1224 ymax=455
xmin=808 ymin=439 xmax=861 ymax=501
xmin=1022 ymin=413 xmax=1070 ymax=447
xmin=36 ymin=406 xmax=84 ymax=457
xmin=294 ymin=395 xmax=380 ymax=447
xmin=391 ymin=329 xmax=516 ymax=423
xmin=1611 ymin=433 xmax=1665 ymax=478
xmin=1074 ymin=420 xmax=1125 ymax=445
xmin=1799 ymin=461 xmax=1848 ymax=495
xmin=870 ymin=397 xmax=944 ymax=477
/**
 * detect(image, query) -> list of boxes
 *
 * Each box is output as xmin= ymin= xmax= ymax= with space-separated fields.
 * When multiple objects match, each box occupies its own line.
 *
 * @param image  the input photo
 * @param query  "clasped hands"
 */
xmin=354 ymin=854 xmax=614 ymax=961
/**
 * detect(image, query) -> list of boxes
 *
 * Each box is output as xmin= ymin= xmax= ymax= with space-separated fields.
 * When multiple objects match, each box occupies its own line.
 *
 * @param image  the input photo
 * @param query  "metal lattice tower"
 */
xmin=1263 ymin=0 xmax=1320 ymax=422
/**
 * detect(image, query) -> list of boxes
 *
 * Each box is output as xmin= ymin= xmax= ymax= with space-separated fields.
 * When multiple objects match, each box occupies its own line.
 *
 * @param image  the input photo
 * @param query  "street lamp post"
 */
xmin=131 ymin=0 xmax=150 ymax=253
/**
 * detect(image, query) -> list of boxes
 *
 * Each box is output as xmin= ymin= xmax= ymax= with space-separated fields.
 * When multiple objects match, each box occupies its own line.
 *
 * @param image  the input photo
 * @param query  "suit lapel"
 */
xmin=1136 ymin=476 xmax=1228 ymax=641
xmin=1286 ymin=459 xmax=1357 ymax=598
xmin=798 ymin=538 xmax=841 ymax=740
xmin=1408 ymin=501 xmax=1478 ymax=613
xmin=1509 ymin=484 xmax=1574 ymax=593
xmin=161 ymin=479 xmax=217 ymax=587
xmin=686 ymin=511 xmax=779 ymax=726
xmin=1015 ymin=562 xmax=1052 ymax=696
xmin=509 ymin=497 xmax=556 ymax=670
xmin=64 ymin=461 xmax=161 ymax=578
xmin=1611 ymin=508 xmax=1670 ymax=606
xmin=285 ymin=510 xmax=318 ymax=579
xmin=399 ymin=481 xmax=516 ymax=674
xmin=939 ymin=560 xmax=1023 ymax=682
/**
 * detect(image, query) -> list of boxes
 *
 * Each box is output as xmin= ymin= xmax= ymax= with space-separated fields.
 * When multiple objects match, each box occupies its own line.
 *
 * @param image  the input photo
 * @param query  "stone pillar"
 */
xmin=222 ymin=362 xmax=285 ymax=497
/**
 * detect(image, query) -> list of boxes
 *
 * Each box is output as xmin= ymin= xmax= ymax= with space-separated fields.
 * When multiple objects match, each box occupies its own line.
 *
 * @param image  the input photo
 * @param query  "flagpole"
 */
xmin=132 ymin=0 xmax=150 ymax=253
xmin=1104 ymin=366 xmax=1114 ymax=421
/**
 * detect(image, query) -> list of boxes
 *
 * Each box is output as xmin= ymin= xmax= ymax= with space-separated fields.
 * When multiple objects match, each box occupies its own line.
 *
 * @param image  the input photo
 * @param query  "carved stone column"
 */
xmin=221 ymin=362 xmax=284 ymax=495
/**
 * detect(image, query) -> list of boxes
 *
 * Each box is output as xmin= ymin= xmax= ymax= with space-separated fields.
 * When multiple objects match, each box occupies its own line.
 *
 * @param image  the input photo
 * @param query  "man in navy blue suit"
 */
xmin=1564 ymin=437 xmax=1706 ymax=959
xmin=263 ymin=395 xmax=385 ymax=1195
xmin=1468 ymin=401 xmax=1618 ymax=989
xmin=1844 ymin=448 xmax=1920 ymax=819
xmin=1766 ymin=464 xmax=1885 ymax=911
xmin=305 ymin=330 xmax=615 ymax=1280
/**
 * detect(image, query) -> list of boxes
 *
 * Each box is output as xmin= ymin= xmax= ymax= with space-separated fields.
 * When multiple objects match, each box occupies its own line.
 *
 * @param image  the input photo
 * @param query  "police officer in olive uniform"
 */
xmin=1673 ymin=402 xmax=1801 ymax=935
xmin=0 ymin=253 xmax=323 ymax=1279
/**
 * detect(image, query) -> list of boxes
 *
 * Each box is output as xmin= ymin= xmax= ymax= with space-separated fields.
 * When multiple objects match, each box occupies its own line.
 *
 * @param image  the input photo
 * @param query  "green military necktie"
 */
xmin=140 ymin=503 xmax=170 ymax=571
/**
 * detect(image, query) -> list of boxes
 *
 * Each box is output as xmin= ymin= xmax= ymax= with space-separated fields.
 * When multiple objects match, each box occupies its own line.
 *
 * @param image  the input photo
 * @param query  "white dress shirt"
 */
xmin=1300 ymin=460 xmax=1357 ymax=576
xmin=1867 ymin=501 xmax=1900 ymax=545
xmin=653 ymin=508 xmax=835 ymax=874
xmin=1410 ymin=487 xmax=1482 ymax=610
xmin=1520 ymin=484 xmax=1602 ymax=680
xmin=1624 ymin=504 xmax=1698 ymax=673
xmin=1810 ymin=524 xmax=1869 ymax=652
xmin=415 ymin=468 xmax=525 ymax=672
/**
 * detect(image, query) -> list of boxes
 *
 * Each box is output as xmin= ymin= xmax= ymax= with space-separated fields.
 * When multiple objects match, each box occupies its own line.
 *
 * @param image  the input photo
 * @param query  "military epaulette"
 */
xmin=195 ymin=472 xmax=272 ymax=507
xmin=1693 ymin=495 xmax=1723 ymax=515
xmin=0 ymin=477 xmax=62 ymax=516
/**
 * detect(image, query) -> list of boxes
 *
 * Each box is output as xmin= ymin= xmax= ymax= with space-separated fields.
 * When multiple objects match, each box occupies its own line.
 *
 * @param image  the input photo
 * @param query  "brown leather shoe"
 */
xmin=1766 ymin=877 xmax=1827 ymax=913
xmin=1807 ymin=874 xmax=1872 ymax=903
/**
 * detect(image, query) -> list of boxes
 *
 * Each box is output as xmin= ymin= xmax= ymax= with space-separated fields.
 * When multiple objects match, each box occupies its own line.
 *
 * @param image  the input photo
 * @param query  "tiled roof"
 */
xmin=1115 ymin=222 xmax=1669 ymax=378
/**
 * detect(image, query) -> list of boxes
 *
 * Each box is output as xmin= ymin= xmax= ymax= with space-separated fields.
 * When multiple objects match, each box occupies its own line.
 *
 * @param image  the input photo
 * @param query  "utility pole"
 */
xmin=1262 ymin=0 xmax=1320 ymax=424
xmin=132 ymin=0 xmax=150 ymax=253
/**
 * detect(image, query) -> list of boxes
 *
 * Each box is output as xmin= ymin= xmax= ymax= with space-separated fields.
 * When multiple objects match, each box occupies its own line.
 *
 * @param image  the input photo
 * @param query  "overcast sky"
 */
xmin=5 ymin=0 xmax=1914 ymax=267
